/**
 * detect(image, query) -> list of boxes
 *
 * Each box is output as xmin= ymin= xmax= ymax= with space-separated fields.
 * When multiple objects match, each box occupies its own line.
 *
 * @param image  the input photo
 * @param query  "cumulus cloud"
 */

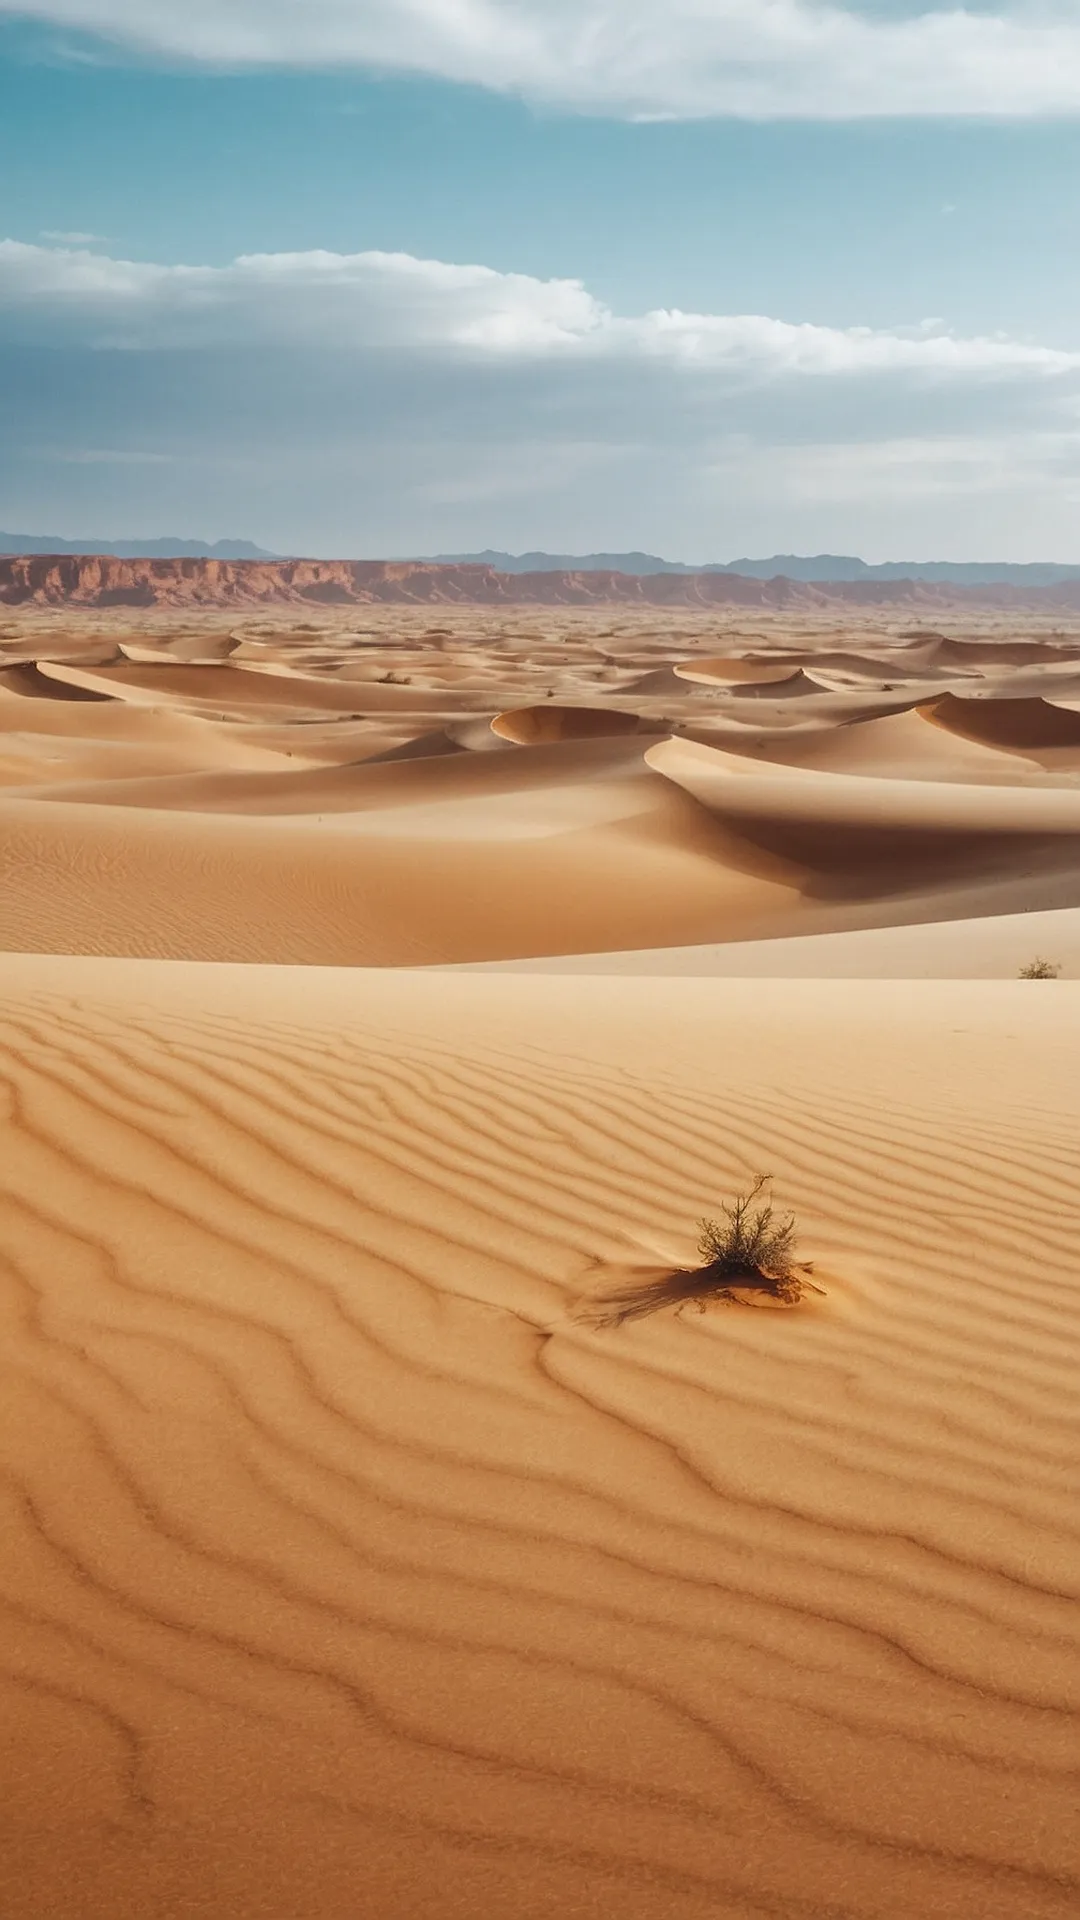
xmin=6 ymin=0 xmax=1080 ymax=119
xmin=1 ymin=239 xmax=1076 ymax=382
xmin=4 ymin=238 xmax=1080 ymax=557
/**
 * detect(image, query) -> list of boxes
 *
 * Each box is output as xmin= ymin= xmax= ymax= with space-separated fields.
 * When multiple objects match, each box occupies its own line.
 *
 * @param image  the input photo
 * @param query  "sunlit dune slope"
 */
xmin=646 ymin=734 xmax=1080 ymax=835
xmin=0 ymin=957 xmax=1077 ymax=1920
xmin=7 ymin=606 xmax=1080 ymax=963
xmin=453 ymin=902 xmax=1080 ymax=976
xmin=0 ymin=747 xmax=809 ymax=963
xmin=725 ymin=708 xmax=1049 ymax=781
xmin=37 ymin=659 xmax=497 ymax=718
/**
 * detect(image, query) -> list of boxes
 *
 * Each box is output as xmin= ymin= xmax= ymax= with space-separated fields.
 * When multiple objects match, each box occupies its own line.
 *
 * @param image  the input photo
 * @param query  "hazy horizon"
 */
xmin=11 ymin=533 xmax=1080 ymax=575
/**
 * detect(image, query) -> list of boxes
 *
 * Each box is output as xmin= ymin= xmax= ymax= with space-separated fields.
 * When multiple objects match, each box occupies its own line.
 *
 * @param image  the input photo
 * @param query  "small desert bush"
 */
xmin=1018 ymin=957 xmax=1061 ymax=979
xmin=580 ymin=1175 xmax=822 ymax=1328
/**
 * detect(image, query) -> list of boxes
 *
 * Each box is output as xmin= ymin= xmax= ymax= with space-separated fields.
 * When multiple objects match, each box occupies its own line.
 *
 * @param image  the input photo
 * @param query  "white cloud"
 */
xmin=1 ymin=238 xmax=1076 ymax=382
xmin=0 ymin=240 xmax=606 ymax=353
xmin=705 ymin=430 xmax=1080 ymax=506
xmin=40 ymin=229 xmax=108 ymax=245
xmin=5 ymin=239 xmax=1080 ymax=559
xmin=7 ymin=0 xmax=1080 ymax=119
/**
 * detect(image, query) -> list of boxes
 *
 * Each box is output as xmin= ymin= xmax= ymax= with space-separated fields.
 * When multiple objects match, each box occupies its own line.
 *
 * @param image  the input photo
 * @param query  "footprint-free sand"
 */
xmin=2 ymin=598 xmax=1079 ymax=1918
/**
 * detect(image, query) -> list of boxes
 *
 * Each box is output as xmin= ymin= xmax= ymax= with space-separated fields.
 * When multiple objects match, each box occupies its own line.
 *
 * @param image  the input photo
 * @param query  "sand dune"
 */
xmin=720 ymin=707 xmax=1044 ymax=781
xmin=0 ymin=688 xmax=296 ymax=788
xmin=647 ymin=735 xmax=1080 ymax=835
xmin=1 ymin=748 xmax=812 ymax=963
xmin=671 ymin=657 xmax=804 ymax=686
xmin=491 ymin=704 xmax=657 ymax=744
xmin=3 ymin=603 xmax=1080 ymax=1918
xmin=927 ymin=636 xmax=1080 ymax=668
xmin=926 ymin=691 xmax=1080 ymax=751
xmin=38 ymin=659 xmax=447 ymax=716
xmin=644 ymin=738 xmax=1080 ymax=913
xmin=5 ymin=609 xmax=1080 ymax=963
xmin=758 ymin=648 xmax=962 ymax=684
xmin=679 ymin=666 xmax=829 ymax=700
xmin=1 ymin=661 xmax=115 ymax=701
xmin=677 ymin=689 xmax=935 ymax=735
xmin=118 ymin=636 xmax=239 ymax=664
xmin=455 ymin=903 xmax=1080 ymax=976
xmin=0 ymin=957 xmax=1077 ymax=1920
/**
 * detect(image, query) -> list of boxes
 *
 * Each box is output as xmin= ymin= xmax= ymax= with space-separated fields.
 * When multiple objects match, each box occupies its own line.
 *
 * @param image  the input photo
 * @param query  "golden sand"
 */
xmin=1 ymin=602 xmax=1079 ymax=1917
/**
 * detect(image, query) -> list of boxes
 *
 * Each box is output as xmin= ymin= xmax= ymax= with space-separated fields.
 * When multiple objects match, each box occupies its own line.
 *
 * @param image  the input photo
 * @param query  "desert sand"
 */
xmin=2 ymin=578 xmax=1079 ymax=1918
xmin=8 ymin=596 xmax=1080 ymax=966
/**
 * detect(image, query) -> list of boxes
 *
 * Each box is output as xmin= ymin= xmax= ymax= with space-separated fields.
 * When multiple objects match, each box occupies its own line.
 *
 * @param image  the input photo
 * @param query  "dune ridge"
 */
xmin=6 ymin=602 xmax=1080 ymax=965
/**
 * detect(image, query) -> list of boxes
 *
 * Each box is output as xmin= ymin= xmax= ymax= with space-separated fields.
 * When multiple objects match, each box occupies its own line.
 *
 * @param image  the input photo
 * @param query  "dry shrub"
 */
xmin=580 ymin=1175 xmax=823 ymax=1328
xmin=1018 ymin=957 xmax=1061 ymax=979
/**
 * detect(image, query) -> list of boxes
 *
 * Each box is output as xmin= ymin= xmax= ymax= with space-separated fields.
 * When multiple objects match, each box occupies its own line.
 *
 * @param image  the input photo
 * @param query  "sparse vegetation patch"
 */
xmin=1018 ymin=957 xmax=1061 ymax=979
xmin=580 ymin=1175 xmax=823 ymax=1328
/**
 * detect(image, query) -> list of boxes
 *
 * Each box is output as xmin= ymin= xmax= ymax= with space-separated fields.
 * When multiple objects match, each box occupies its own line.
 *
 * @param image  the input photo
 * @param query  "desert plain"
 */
xmin=1 ymin=571 xmax=1079 ymax=1918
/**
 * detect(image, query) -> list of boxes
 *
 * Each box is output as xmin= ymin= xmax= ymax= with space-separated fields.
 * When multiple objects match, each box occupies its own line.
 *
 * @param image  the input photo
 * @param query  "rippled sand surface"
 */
xmin=2 ymin=603 xmax=1079 ymax=1917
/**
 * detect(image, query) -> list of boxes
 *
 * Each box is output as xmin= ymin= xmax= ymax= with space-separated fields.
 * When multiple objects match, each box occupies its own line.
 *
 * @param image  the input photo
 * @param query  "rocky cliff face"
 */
xmin=4 ymin=552 xmax=1080 ymax=610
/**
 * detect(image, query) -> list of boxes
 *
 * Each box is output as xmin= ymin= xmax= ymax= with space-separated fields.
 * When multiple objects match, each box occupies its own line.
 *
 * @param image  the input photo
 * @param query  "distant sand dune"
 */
xmin=7 ymin=611 xmax=1080 ymax=962
xmin=722 ymin=708 xmax=1043 ymax=782
xmin=37 ymin=660 xmax=427 ymax=716
xmin=928 ymin=636 xmax=1080 ymax=668
xmin=0 ymin=751 xmax=809 ymax=963
xmin=118 ymin=636 xmax=238 ymax=664
xmin=491 ymin=704 xmax=655 ymax=744
xmin=647 ymin=735 xmax=1080 ymax=832
xmin=1 ymin=661 xmax=115 ymax=702
xmin=675 ymin=664 xmax=826 ymax=699
xmin=671 ymin=657 xmax=803 ymax=686
xmin=926 ymin=691 xmax=1080 ymax=751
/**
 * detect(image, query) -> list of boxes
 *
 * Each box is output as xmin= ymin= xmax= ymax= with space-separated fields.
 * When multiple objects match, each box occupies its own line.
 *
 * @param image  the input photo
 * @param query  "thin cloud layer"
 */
xmin=4 ymin=239 xmax=1080 ymax=556
xmin=6 ymin=0 xmax=1080 ymax=118
xmin=2 ymin=240 xmax=1076 ymax=379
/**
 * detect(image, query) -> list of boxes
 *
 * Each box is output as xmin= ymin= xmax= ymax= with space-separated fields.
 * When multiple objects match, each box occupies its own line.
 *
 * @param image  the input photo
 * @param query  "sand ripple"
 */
xmin=0 ymin=961 xmax=1077 ymax=1918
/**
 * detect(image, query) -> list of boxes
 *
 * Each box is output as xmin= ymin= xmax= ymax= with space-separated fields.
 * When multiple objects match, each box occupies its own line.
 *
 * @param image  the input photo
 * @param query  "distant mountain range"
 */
xmin=0 ymin=532 xmax=278 ymax=560
xmin=5 ymin=533 xmax=1080 ymax=586
xmin=10 ymin=554 xmax=1080 ymax=612
xmin=426 ymin=549 xmax=1080 ymax=586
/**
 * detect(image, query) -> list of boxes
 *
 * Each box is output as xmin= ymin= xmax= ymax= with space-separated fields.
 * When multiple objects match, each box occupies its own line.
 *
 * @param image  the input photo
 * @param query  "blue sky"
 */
xmin=3 ymin=3 xmax=1080 ymax=559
